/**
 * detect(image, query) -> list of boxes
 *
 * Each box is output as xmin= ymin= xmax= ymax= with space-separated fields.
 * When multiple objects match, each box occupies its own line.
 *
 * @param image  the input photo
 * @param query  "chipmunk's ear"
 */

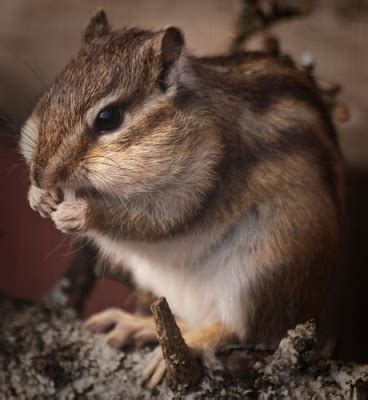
xmin=83 ymin=9 xmax=111 ymax=44
xmin=160 ymin=27 xmax=185 ymax=70
xmin=155 ymin=27 xmax=186 ymax=90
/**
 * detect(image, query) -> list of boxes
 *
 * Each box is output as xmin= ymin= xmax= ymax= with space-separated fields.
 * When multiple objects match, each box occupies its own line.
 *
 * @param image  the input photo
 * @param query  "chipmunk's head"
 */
xmin=21 ymin=10 xmax=221 ymax=212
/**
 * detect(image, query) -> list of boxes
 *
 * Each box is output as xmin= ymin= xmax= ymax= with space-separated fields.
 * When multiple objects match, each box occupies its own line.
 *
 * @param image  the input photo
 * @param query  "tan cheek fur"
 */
xmin=83 ymin=101 xmax=222 ymax=228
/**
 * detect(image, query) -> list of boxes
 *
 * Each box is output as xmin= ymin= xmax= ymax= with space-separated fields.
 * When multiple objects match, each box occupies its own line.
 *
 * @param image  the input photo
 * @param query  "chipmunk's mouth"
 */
xmin=63 ymin=187 xmax=77 ymax=202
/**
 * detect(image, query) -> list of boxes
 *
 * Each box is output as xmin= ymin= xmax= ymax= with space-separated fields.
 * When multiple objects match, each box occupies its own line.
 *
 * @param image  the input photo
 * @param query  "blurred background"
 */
xmin=0 ymin=0 xmax=367 ymax=356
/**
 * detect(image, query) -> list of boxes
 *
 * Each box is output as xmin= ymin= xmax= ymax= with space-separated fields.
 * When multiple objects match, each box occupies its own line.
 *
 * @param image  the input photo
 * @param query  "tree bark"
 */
xmin=1 ymin=287 xmax=367 ymax=399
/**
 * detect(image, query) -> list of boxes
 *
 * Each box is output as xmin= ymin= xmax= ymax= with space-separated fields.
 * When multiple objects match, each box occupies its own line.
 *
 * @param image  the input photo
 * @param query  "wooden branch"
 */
xmin=2 ymin=295 xmax=368 ymax=398
xmin=50 ymin=238 xmax=154 ymax=317
xmin=151 ymin=297 xmax=202 ymax=386
xmin=300 ymin=56 xmax=350 ymax=123
xmin=228 ymin=2 xmax=350 ymax=124
xmin=62 ymin=238 xmax=98 ymax=314
xmin=229 ymin=0 xmax=314 ymax=54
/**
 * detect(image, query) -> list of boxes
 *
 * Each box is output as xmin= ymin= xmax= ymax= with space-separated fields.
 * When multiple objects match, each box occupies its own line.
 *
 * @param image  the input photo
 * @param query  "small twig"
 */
xmin=151 ymin=297 xmax=202 ymax=386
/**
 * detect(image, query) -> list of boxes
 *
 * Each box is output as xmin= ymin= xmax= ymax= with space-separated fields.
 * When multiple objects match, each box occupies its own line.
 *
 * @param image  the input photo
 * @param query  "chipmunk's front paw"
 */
xmin=51 ymin=199 xmax=91 ymax=233
xmin=28 ymin=185 xmax=60 ymax=218
xmin=85 ymin=308 xmax=158 ymax=349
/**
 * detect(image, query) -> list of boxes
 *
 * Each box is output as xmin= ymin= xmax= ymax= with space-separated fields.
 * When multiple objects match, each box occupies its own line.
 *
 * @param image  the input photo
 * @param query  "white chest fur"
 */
xmin=88 ymin=215 xmax=261 ymax=336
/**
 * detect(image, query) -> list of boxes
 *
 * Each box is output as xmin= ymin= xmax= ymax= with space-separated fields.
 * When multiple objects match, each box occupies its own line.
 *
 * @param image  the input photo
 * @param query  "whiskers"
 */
xmin=80 ymin=156 xmax=129 ymax=210
xmin=60 ymin=237 xmax=92 ymax=257
xmin=0 ymin=118 xmax=33 ymax=177
xmin=1 ymin=159 xmax=28 ymax=176
xmin=44 ymin=234 xmax=91 ymax=259
xmin=81 ymin=154 xmax=130 ymax=176
xmin=78 ymin=162 xmax=131 ymax=213
xmin=23 ymin=60 xmax=47 ymax=92
xmin=44 ymin=234 xmax=70 ymax=260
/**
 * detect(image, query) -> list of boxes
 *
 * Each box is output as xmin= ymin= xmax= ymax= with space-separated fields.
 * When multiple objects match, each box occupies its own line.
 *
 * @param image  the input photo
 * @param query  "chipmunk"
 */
xmin=20 ymin=10 xmax=345 ymax=386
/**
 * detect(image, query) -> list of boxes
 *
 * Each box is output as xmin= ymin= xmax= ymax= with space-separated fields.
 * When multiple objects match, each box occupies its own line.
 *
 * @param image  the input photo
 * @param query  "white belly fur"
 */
xmin=88 ymin=215 xmax=261 ymax=336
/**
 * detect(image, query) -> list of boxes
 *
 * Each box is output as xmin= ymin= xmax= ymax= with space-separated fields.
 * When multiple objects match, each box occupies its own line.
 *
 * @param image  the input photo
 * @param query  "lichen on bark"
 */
xmin=1 ymin=286 xmax=368 ymax=399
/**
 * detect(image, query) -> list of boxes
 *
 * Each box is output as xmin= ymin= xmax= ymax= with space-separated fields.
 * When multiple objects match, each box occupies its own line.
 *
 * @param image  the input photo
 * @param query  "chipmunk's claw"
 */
xmin=143 ymin=346 xmax=167 ymax=389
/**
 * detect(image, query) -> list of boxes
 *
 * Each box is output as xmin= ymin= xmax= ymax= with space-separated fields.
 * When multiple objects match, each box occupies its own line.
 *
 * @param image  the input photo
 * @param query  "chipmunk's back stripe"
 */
xmin=265 ymin=126 xmax=338 ymax=207
xmin=242 ymin=75 xmax=336 ymax=144
xmin=180 ymin=121 xmax=340 ymax=237
xmin=198 ymin=54 xmax=337 ymax=145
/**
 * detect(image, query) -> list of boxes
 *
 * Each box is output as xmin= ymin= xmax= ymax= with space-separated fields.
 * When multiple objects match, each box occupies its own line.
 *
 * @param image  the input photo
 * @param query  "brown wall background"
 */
xmin=0 ymin=1 xmax=367 ymax=335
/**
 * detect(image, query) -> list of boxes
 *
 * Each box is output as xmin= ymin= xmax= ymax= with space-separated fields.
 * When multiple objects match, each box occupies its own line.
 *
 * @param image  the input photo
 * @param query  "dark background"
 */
xmin=0 ymin=0 xmax=367 ymax=353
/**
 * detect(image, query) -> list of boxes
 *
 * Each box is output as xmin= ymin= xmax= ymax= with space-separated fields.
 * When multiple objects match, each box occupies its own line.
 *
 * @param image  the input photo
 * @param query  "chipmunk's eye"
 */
xmin=94 ymin=106 xmax=122 ymax=133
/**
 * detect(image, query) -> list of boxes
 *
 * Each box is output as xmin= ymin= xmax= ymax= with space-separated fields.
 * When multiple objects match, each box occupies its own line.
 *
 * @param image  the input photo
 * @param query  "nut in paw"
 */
xmin=51 ymin=199 xmax=92 ymax=233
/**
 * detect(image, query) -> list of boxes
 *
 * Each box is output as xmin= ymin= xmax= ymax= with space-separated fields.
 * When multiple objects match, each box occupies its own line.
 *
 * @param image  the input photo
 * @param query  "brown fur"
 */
xmin=23 ymin=11 xmax=345 ymax=355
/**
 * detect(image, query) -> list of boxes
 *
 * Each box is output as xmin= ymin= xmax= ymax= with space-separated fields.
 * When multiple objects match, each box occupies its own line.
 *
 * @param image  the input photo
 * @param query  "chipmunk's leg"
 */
xmin=85 ymin=308 xmax=189 ymax=349
xmin=143 ymin=321 xmax=237 ymax=388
